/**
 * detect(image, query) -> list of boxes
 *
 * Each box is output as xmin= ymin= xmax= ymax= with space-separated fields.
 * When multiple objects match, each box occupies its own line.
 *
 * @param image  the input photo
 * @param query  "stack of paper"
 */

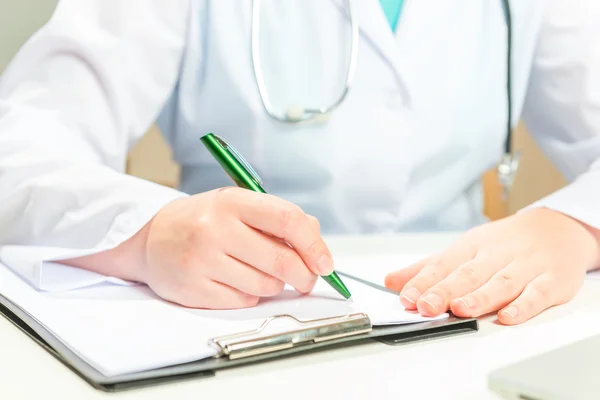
xmin=0 ymin=249 xmax=446 ymax=378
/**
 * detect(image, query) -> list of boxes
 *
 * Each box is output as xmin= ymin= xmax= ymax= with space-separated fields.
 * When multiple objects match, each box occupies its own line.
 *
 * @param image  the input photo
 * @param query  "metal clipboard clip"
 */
xmin=209 ymin=313 xmax=372 ymax=360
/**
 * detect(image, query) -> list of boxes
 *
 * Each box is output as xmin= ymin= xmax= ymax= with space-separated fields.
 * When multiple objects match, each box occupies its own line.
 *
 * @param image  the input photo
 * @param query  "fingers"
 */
xmin=224 ymin=220 xmax=318 ymax=294
xmin=221 ymin=188 xmax=333 ymax=277
xmin=205 ymin=253 xmax=286 ymax=297
xmin=398 ymin=263 xmax=453 ymax=310
xmin=449 ymin=261 xmax=538 ymax=318
xmin=307 ymin=214 xmax=320 ymax=233
xmin=384 ymin=259 xmax=427 ymax=293
xmin=497 ymin=274 xmax=558 ymax=325
xmin=165 ymin=278 xmax=260 ymax=310
xmin=415 ymin=256 xmax=503 ymax=317
xmin=397 ymin=250 xmax=473 ymax=310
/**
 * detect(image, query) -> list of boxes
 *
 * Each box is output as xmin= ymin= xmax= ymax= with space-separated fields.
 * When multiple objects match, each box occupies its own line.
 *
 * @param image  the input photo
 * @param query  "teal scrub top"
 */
xmin=379 ymin=0 xmax=405 ymax=31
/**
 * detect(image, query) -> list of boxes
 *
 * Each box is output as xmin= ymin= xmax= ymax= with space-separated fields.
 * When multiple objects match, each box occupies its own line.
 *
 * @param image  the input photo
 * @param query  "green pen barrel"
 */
xmin=200 ymin=133 xmax=352 ymax=300
xmin=200 ymin=133 xmax=266 ymax=193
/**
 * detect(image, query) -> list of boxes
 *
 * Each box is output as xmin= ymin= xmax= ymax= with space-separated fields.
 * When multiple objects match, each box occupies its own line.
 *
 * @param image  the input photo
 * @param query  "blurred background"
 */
xmin=0 ymin=0 xmax=567 ymax=221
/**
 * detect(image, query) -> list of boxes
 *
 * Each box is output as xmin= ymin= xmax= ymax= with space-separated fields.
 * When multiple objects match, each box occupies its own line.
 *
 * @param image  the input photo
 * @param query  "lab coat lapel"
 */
xmin=329 ymin=0 xmax=402 ymax=75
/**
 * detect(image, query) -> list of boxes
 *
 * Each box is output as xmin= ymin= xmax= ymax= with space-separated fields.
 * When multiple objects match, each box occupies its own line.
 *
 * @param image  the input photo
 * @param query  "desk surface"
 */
xmin=2 ymin=233 xmax=599 ymax=400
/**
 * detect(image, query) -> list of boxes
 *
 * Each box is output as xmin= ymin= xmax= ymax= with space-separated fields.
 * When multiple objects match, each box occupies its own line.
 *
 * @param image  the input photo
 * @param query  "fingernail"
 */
xmin=457 ymin=297 xmax=472 ymax=310
xmin=316 ymin=254 xmax=334 ymax=275
xmin=421 ymin=293 xmax=443 ymax=313
xmin=501 ymin=306 xmax=519 ymax=319
xmin=402 ymin=288 xmax=421 ymax=304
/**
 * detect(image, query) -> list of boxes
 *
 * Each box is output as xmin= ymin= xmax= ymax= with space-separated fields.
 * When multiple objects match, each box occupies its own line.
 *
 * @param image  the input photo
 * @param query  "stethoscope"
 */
xmin=251 ymin=0 xmax=519 ymax=195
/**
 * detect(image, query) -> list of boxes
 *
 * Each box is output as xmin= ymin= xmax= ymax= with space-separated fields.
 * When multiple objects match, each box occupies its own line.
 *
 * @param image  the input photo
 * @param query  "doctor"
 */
xmin=0 ymin=0 xmax=599 ymax=325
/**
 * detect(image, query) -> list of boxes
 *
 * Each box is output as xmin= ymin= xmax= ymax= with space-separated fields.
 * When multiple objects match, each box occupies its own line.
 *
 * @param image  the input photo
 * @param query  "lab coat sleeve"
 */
xmin=0 ymin=0 xmax=192 ymax=290
xmin=520 ymin=0 xmax=600 ymax=231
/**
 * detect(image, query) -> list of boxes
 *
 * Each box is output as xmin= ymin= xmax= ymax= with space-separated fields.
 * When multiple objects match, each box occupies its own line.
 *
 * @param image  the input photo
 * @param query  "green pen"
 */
xmin=200 ymin=133 xmax=352 ymax=300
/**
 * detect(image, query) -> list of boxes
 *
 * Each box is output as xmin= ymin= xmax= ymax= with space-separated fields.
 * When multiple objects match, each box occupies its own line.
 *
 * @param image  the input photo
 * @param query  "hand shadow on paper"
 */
xmin=182 ymin=287 xmax=354 ymax=322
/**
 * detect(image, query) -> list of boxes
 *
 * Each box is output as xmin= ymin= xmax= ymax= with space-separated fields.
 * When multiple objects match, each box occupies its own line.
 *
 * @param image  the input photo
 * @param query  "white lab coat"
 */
xmin=1 ymin=0 xmax=600 ymax=289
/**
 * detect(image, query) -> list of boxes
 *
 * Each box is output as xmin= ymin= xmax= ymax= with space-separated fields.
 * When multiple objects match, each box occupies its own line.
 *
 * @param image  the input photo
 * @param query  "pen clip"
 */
xmin=214 ymin=135 xmax=263 ymax=186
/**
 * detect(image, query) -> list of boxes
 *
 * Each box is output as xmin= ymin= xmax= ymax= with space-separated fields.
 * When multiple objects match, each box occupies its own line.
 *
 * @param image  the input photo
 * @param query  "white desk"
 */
xmin=2 ymin=233 xmax=600 ymax=400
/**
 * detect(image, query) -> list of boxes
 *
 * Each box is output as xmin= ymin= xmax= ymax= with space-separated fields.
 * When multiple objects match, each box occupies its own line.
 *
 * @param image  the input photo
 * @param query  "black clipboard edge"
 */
xmin=0 ymin=293 xmax=478 ymax=392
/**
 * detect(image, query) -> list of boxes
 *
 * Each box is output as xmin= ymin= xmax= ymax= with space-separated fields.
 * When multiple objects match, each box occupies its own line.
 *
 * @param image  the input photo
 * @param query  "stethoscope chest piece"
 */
xmin=497 ymin=152 xmax=520 ymax=199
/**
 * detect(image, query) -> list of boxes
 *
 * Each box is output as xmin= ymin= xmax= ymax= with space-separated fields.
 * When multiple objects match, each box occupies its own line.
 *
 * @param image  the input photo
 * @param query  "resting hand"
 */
xmin=384 ymin=208 xmax=600 ymax=325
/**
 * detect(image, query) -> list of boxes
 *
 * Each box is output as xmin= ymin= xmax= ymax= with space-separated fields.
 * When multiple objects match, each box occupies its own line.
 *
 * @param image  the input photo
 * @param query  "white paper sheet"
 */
xmin=0 ymin=262 xmax=253 ymax=377
xmin=0 ymin=253 xmax=446 ymax=378
xmin=185 ymin=271 xmax=448 ymax=326
xmin=0 ymin=245 xmax=135 ymax=291
xmin=335 ymin=253 xmax=600 ymax=283
xmin=335 ymin=253 xmax=427 ymax=285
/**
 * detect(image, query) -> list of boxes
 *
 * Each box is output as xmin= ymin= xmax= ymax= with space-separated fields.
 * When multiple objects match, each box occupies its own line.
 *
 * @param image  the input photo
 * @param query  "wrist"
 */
xmin=61 ymin=220 xmax=152 ymax=283
xmin=525 ymin=207 xmax=600 ymax=270
xmin=111 ymin=219 xmax=152 ymax=282
xmin=570 ymin=217 xmax=600 ymax=270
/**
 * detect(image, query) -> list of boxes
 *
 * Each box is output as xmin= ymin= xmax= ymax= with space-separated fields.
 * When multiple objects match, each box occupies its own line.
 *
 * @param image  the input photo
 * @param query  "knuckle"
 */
xmin=258 ymin=276 xmax=285 ymax=296
xmin=308 ymin=215 xmax=321 ymax=232
xmin=416 ymin=265 xmax=440 ymax=284
xmin=212 ymin=187 xmax=237 ymax=212
xmin=280 ymin=205 xmax=304 ymax=237
xmin=518 ymin=295 xmax=536 ymax=315
xmin=272 ymin=247 xmax=292 ymax=279
xmin=425 ymin=255 xmax=443 ymax=268
xmin=454 ymin=265 xmax=479 ymax=285
xmin=492 ymin=273 xmax=516 ymax=294
xmin=214 ymin=186 xmax=236 ymax=199
xmin=306 ymin=238 xmax=323 ymax=259
xmin=212 ymin=187 xmax=228 ymax=206
xmin=190 ymin=215 xmax=214 ymax=239
xmin=212 ymin=186 xmax=243 ymax=211
xmin=474 ymin=290 xmax=492 ymax=308
xmin=404 ymin=273 xmax=427 ymax=290
xmin=530 ymin=284 xmax=552 ymax=305
xmin=422 ymin=257 xmax=449 ymax=277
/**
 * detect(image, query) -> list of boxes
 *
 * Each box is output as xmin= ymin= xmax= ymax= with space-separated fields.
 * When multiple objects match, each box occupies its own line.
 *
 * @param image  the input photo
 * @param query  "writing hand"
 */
xmin=66 ymin=187 xmax=330 ymax=309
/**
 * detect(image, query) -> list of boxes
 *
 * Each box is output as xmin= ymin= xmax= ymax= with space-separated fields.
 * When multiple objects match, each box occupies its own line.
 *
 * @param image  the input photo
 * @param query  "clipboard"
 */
xmin=0 ymin=291 xmax=478 ymax=392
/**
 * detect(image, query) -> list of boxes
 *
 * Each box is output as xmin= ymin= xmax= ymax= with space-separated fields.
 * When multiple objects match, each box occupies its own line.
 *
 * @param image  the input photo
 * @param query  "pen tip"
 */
xmin=347 ymin=296 xmax=353 ymax=302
